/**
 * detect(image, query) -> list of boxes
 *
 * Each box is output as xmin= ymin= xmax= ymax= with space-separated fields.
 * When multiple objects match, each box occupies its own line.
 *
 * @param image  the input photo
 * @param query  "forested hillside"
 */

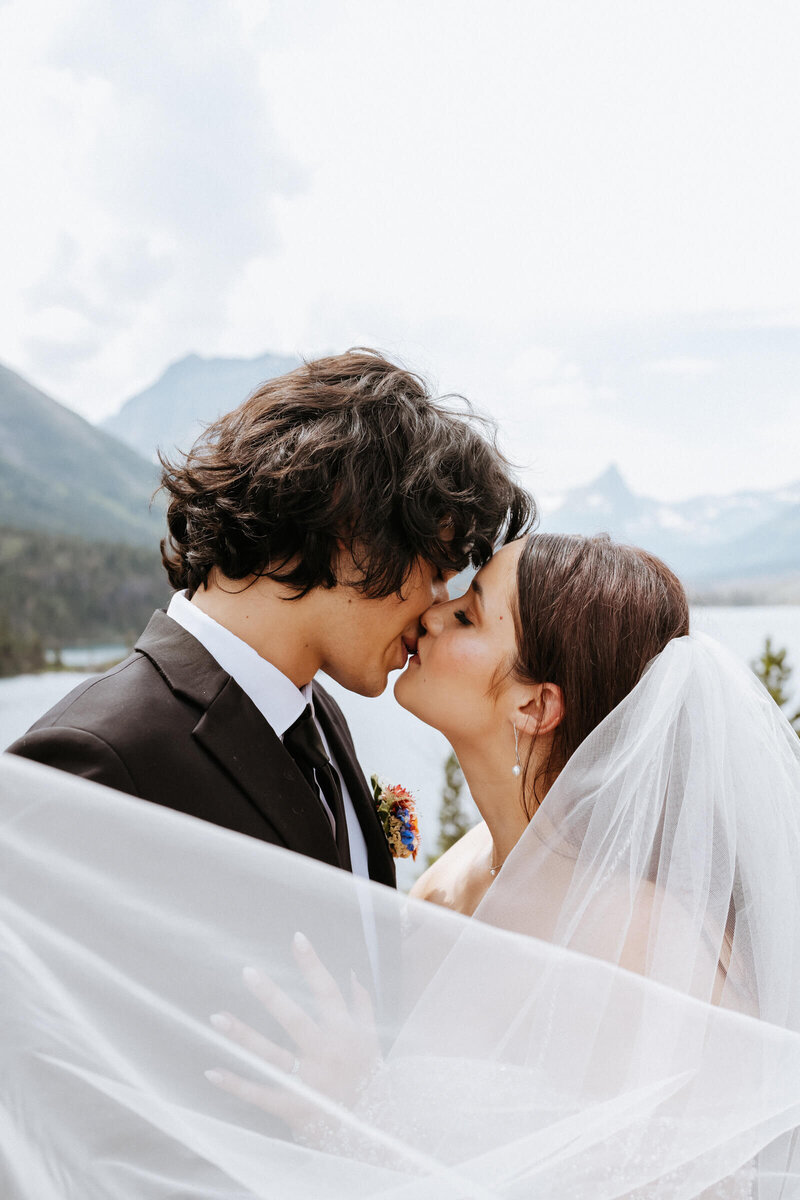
xmin=0 ymin=527 xmax=171 ymax=676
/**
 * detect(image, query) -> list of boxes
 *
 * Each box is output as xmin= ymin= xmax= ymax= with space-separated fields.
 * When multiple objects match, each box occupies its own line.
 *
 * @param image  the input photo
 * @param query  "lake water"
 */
xmin=46 ymin=644 xmax=129 ymax=670
xmin=3 ymin=606 xmax=799 ymax=888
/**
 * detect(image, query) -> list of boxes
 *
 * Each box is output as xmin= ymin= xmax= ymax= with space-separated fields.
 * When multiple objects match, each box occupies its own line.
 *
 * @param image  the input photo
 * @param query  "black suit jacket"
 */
xmin=7 ymin=610 xmax=396 ymax=889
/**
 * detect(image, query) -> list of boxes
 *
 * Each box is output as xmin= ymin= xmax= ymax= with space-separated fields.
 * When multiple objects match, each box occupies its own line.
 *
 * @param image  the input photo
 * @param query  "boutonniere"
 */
xmin=370 ymin=775 xmax=420 ymax=860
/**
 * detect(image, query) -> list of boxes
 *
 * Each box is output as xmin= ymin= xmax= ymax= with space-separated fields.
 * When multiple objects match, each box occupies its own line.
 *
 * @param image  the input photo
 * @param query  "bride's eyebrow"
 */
xmin=471 ymin=579 xmax=485 ymax=609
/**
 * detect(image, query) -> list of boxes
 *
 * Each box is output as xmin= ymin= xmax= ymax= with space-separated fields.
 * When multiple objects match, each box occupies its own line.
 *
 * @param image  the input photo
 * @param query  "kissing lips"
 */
xmin=402 ymin=635 xmax=421 ymax=666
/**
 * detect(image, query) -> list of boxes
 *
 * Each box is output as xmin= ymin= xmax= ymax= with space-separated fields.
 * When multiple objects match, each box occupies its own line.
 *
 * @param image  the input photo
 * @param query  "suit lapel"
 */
xmin=135 ymin=612 xmax=340 ymax=868
xmin=193 ymin=678 xmax=340 ymax=867
xmin=313 ymin=683 xmax=396 ymax=888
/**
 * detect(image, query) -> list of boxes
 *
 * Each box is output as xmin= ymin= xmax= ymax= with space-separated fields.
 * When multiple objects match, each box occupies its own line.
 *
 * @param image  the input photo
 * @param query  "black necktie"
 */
xmin=283 ymin=705 xmax=352 ymax=871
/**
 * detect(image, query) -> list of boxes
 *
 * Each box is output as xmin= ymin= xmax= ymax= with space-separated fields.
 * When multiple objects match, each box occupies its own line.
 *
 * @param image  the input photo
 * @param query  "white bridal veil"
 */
xmin=2 ymin=633 xmax=800 ymax=1198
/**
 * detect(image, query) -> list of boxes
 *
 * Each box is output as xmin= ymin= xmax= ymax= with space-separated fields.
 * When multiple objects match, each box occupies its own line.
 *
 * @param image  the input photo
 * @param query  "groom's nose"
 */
xmin=420 ymin=603 xmax=444 ymax=636
xmin=431 ymin=573 xmax=449 ymax=605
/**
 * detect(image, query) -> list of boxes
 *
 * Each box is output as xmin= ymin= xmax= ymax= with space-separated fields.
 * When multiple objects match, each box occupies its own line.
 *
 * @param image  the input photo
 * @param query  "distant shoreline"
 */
xmin=3 ymin=605 xmax=800 ymax=684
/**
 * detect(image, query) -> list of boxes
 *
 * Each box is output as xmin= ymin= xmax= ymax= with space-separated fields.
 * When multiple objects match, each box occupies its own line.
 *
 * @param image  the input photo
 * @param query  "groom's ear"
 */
xmin=514 ymin=683 xmax=564 ymax=739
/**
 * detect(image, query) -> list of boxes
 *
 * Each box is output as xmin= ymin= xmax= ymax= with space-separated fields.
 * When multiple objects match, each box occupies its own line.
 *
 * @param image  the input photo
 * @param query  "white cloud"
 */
xmin=646 ymin=358 xmax=719 ymax=377
xmin=504 ymin=347 xmax=564 ymax=389
xmin=0 ymin=0 xmax=303 ymax=414
xmin=1 ymin=0 xmax=799 ymax=500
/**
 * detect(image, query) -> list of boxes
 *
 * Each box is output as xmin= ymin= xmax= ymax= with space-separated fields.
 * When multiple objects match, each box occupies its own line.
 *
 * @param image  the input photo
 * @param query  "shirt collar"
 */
xmin=166 ymin=591 xmax=312 ymax=737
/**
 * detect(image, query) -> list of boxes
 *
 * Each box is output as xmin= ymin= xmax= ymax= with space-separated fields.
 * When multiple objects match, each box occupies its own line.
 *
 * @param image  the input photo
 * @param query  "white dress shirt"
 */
xmin=166 ymin=591 xmax=370 ymax=879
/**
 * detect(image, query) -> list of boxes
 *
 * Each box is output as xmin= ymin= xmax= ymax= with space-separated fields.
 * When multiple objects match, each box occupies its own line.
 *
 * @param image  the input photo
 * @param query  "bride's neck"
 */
xmin=453 ymin=735 xmax=560 ymax=870
xmin=452 ymin=743 xmax=531 ymax=869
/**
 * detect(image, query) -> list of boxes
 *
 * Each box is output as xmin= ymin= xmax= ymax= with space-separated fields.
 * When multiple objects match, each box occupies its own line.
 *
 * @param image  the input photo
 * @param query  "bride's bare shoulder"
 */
xmin=409 ymin=821 xmax=492 ymax=913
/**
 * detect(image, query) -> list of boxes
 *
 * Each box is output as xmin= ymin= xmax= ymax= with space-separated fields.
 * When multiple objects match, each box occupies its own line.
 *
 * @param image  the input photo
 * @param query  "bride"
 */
xmin=400 ymin=534 xmax=689 ymax=914
xmin=399 ymin=534 xmax=766 ymax=1010
xmin=2 ymin=532 xmax=800 ymax=1198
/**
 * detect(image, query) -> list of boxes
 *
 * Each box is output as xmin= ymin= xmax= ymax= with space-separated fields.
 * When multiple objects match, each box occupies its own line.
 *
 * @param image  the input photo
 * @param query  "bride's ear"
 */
xmin=514 ymin=683 xmax=564 ymax=739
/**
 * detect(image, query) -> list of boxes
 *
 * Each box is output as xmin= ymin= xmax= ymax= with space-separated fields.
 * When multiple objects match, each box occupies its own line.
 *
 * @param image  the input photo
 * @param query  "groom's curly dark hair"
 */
xmin=158 ymin=349 xmax=534 ymax=598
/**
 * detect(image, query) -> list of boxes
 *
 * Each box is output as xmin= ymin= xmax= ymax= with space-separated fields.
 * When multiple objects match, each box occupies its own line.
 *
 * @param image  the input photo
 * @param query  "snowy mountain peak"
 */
xmin=540 ymin=464 xmax=800 ymax=590
xmin=594 ymin=463 xmax=629 ymax=491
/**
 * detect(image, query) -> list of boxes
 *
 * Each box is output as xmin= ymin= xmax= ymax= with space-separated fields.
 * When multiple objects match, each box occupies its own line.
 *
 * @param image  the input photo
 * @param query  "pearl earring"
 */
xmin=512 ymin=724 xmax=522 ymax=777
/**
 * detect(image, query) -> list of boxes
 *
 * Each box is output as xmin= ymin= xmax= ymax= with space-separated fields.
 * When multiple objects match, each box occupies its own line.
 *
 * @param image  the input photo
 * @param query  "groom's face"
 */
xmin=317 ymin=556 xmax=453 ymax=697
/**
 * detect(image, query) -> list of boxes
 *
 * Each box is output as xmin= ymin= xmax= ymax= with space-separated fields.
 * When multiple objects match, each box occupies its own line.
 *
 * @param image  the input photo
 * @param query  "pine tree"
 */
xmin=426 ymin=751 xmax=472 ymax=867
xmin=752 ymin=637 xmax=800 ymax=735
xmin=0 ymin=609 xmax=45 ymax=678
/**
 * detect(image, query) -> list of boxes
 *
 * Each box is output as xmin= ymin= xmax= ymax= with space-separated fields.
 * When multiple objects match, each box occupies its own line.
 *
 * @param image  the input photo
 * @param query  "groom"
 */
xmin=8 ymin=349 xmax=532 ymax=887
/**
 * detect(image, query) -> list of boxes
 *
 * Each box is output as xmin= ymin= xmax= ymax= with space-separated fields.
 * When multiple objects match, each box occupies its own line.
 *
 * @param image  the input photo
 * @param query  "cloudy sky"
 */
xmin=2 ymin=0 xmax=799 ymax=500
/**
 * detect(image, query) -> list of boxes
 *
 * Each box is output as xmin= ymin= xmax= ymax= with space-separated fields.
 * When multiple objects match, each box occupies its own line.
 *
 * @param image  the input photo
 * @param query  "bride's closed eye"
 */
xmin=454 ymin=610 xmax=472 ymax=627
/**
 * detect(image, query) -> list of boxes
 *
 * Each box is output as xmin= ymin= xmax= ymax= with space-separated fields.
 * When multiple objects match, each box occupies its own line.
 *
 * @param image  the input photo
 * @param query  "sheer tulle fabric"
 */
xmin=2 ymin=634 xmax=800 ymax=1198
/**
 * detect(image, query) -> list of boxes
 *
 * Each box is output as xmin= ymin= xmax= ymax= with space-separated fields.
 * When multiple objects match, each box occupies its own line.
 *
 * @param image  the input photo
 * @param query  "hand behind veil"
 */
xmin=205 ymin=932 xmax=381 ymax=1142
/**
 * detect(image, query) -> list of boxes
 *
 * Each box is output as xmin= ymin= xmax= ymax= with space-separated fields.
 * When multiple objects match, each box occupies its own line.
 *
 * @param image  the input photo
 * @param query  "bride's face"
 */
xmin=394 ymin=539 xmax=525 ymax=741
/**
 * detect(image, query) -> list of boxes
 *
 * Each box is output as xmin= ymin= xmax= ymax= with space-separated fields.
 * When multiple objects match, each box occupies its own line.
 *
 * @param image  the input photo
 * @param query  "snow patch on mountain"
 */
xmin=539 ymin=465 xmax=800 ymax=594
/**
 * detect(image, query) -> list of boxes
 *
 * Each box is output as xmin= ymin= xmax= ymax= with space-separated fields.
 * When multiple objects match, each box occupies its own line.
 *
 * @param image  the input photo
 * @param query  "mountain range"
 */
xmin=0 ymin=362 xmax=162 ymax=547
xmin=540 ymin=465 xmax=800 ymax=599
xmin=103 ymin=350 xmax=300 ymax=461
xmin=3 ymin=350 xmax=798 ymax=600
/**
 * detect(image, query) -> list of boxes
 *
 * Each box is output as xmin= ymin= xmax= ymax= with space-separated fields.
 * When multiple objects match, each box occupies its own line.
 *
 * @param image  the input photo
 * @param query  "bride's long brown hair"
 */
xmin=512 ymin=533 xmax=690 ymax=812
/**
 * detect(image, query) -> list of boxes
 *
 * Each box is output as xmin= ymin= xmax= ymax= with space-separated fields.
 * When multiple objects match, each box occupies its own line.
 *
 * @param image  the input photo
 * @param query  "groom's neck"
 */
xmin=189 ymin=571 xmax=323 ymax=689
